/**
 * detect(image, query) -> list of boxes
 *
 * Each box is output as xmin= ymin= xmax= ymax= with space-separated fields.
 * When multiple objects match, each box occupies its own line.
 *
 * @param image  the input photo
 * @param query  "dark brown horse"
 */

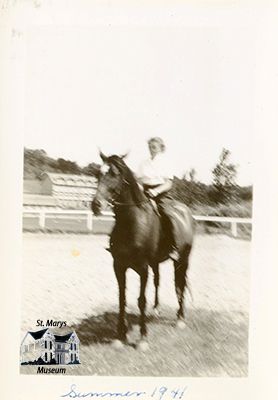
xmin=91 ymin=153 xmax=194 ymax=350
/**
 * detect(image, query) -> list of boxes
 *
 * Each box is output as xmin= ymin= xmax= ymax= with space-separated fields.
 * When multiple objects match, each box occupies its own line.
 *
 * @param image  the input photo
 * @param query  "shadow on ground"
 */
xmin=73 ymin=306 xmax=248 ymax=345
xmin=73 ymin=311 xmax=158 ymax=346
xmin=21 ymin=308 xmax=248 ymax=376
xmin=72 ymin=307 xmax=249 ymax=377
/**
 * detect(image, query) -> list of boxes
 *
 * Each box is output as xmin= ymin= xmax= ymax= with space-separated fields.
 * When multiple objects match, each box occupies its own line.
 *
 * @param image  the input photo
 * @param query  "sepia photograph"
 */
xmin=2 ymin=2 xmax=278 ymax=399
xmin=18 ymin=2 xmax=254 ymax=379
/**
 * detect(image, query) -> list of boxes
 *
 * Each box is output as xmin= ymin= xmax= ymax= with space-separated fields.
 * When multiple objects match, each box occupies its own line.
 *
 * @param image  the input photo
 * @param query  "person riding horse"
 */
xmin=136 ymin=137 xmax=179 ymax=261
xmin=107 ymin=137 xmax=179 ymax=261
xmin=92 ymin=146 xmax=194 ymax=346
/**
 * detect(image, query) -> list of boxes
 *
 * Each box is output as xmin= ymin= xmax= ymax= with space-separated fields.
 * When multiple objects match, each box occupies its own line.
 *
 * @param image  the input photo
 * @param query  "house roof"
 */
xmin=42 ymin=172 xmax=97 ymax=188
xmin=28 ymin=328 xmax=49 ymax=340
xmin=54 ymin=332 xmax=74 ymax=342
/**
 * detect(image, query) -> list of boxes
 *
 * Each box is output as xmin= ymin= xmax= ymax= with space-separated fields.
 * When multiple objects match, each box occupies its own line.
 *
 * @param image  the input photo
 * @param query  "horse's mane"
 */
xmin=108 ymin=156 xmax=146 ymax=205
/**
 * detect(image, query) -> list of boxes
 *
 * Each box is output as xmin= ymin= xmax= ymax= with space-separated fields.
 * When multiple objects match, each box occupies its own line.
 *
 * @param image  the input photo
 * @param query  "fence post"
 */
xmin=231 ymin=221 xmax=238 ymax=237
xmin=39 ymin=211 xmax=45 ymax=229
xmin=87 ymin=212 xmax=93 ymax=231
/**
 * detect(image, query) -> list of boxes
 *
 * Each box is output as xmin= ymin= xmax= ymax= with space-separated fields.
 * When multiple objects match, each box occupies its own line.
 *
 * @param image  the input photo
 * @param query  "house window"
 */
xmin=45 ymin=352 xmax=47 ymax=362
xmin=70 ymin=343 xmax=73 ymax=350
xmin=24 ymin=345 xmax=28 ymax=352
xmin=75 ymin=344 xmax=77 ymax=350
xmin=45 ymin=340 xmax=47 ymax=349
xmin=50 ymin=352 xmax=52 ymax=360
xmin=50 ymin=341 xmax=52 ymax=349
xmin=71 ymin=353 xmax=73 ymax=362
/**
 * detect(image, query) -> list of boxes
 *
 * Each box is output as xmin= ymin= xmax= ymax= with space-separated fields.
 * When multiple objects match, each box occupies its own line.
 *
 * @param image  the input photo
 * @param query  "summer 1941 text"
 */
xmin=61 ymin=384 xmax=188 ymax=399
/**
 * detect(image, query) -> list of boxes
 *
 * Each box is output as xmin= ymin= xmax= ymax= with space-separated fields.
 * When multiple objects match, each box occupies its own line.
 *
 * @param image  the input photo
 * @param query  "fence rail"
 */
xmin=22 ymin=208 xmax=252 ymax=237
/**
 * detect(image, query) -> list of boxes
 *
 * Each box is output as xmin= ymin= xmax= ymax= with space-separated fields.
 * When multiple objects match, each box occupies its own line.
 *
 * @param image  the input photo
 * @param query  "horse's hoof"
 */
xmin=137 ymin=340 xmax=149 ymax=352
xmin=176 ymin=320 xmax=186 ymax=330
xmin=112 ymin=339 xmax=124 ymax=349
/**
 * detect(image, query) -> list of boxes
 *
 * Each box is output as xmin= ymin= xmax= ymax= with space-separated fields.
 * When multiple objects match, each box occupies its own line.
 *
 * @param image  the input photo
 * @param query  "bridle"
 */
xmin=112 ymin=198 xmax=150 ymax=207
xmin=104 ymin=175 xmax=150 ymax=208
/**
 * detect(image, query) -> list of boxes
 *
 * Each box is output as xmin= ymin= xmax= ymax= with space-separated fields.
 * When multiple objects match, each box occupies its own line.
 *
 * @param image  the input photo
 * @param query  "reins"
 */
xmin=110 ymin=178 xmax=150 ymax=207
xmin=111 ymin=199 xmax=150 ymax=207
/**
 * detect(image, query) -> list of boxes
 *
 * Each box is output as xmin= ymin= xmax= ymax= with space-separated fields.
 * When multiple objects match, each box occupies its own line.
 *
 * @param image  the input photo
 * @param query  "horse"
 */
xmin=91 ymin=152 xmax=194 ymax=350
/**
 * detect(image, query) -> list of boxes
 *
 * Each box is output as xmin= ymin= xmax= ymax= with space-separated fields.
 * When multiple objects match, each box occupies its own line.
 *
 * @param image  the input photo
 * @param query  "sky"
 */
xmin=23 ymin=6 xmax=256 ymax=185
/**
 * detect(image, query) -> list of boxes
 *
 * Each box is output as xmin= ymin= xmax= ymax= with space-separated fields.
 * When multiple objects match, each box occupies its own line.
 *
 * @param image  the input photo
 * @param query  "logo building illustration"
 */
xmin=20 ymin=328 xmax=80 ymax=365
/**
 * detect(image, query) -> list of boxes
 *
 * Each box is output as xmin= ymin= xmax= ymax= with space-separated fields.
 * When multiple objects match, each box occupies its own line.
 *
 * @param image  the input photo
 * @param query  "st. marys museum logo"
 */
xmin=20 ymin=327 xmax=80 ymax=367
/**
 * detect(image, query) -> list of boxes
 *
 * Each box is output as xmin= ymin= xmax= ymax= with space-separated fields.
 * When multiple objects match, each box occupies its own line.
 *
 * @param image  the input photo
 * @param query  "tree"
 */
xmin=171 ymin=177 xmax=211 ymax=208
xmin=82 ymin=162 xmax=101 ymax=178
xmin=24 ymin=148 xmax=51 ymax=179
xmin=211 ymin=148 xmax=238 ymax=203
xmin=56 ymin=158 xmax=81 ymax=174
xmin=188 ymin=168 xmax=197 ymax=182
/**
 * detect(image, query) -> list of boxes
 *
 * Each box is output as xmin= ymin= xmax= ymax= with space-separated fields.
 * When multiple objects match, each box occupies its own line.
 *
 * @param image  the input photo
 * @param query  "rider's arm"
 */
xmin=136 ymin=176 xmax=145 ymax=192
xmin=148 ymin=179 xmax=173 ymax=198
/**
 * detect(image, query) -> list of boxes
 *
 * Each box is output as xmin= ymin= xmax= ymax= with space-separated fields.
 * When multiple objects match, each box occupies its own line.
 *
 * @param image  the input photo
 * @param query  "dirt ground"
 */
xmin=20 ymin=233 xmax=250 ymax=377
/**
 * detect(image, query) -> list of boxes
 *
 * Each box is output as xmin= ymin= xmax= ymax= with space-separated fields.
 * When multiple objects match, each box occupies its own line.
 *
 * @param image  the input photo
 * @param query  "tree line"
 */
xmin=24 ymin=147 xmax=252 ymax=212
xmin=24 ymin=148 xmax=100 ymax=179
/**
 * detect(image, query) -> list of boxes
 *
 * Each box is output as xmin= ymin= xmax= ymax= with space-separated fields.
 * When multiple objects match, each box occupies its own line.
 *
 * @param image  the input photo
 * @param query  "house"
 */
xmin=20 ymin=328 xmax=56 ymax=365
xmin=23 ymin=179 xmax=42 ymax=194
xmin=23 ymin=194 xmax=59 ymax=210
xmin=23 ymin=179 xmax=59 ymax=210
xmin=41 ymin=172 xmax=97 ymax=209
xmin=20 ymin=328 xmax=80 ymax=365
xmin=54 ymin=332 xmax=80 ymax=365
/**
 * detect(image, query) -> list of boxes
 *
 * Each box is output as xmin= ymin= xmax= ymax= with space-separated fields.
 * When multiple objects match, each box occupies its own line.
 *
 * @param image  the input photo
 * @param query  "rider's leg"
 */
xmin=157 ymin=197 xmax=180 ymax=261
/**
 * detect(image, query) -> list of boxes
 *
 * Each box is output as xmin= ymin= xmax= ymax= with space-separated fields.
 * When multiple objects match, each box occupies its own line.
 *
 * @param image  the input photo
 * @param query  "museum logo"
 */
xmin=20 ymin=327 xmax=80 ymax=367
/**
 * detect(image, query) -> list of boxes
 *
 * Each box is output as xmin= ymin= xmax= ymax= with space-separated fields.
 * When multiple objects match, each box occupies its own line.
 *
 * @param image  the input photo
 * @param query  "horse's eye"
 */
xmin=109 ymin=165 xmax=120 ymax=176
xmin=109 ymin=167 xmax=117 ymax=176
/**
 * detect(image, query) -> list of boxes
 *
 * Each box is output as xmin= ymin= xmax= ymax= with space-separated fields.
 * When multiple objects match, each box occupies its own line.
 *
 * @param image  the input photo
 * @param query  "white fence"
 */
xmin=22 ymin=208 xmax=252 ymax=237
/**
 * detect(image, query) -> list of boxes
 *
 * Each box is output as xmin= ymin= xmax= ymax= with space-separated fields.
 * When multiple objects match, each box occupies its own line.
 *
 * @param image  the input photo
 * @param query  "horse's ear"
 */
xmin=99 ymin=150 xmax=108 ymax=162
xmin=120 ymin=152 xmax=129 ymax=160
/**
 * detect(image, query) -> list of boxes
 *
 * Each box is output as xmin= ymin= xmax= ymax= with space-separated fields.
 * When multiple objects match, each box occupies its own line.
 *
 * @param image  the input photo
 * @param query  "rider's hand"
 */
xmin=147 ymin=188 xmax=158 ymax=198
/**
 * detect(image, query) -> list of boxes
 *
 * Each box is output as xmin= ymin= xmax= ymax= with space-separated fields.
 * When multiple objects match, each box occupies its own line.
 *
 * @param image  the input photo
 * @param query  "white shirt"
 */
xmin=137 ymin=153 xmax=174 ymax=186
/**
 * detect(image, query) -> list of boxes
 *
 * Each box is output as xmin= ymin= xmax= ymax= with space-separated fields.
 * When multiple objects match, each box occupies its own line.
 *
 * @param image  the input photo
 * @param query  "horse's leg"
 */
xmin=151 ymin=263 xmax=160 ymax=316
xmin=137 ymin=264 xmax=149 ymax=350
xmin=174 ymin=248 xmax=191 ymax=329
xmin=113 ymin=261 xmax=128 ymax=344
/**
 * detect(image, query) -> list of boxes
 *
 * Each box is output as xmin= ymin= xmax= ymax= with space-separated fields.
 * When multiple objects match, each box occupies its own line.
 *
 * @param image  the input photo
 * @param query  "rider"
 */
xmin=137 ymin=137 xmax=180 ymax=261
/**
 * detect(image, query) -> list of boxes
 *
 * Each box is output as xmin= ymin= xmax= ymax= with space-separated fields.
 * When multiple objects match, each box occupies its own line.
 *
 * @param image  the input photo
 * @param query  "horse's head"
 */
xmin=91 ymin=151 xmax=129 ymax=215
